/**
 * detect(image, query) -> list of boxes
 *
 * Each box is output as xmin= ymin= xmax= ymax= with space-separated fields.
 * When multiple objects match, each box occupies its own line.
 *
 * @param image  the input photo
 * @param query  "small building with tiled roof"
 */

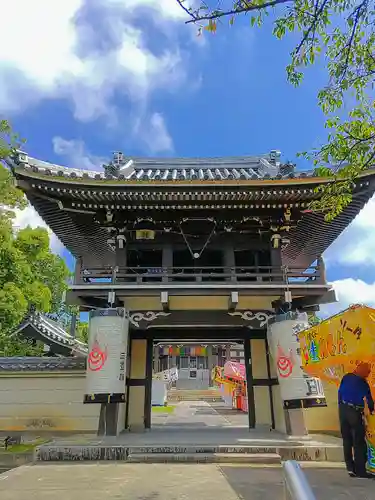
xmin=13 ymin=310 xmax=88 ymax=357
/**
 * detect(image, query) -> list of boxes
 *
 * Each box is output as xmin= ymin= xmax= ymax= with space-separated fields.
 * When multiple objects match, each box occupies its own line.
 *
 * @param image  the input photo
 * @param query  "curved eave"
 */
xmin=15 ymin=168 xmax=375 ymax=207
xmin=28 ymin=194 xmax=114 ymax=265
xmin=14 ymin=314 xmax=88 ymax=357
xmin=283 ymin=184 xmax=375 ymax=267
xmin=12 ymin=158 xmax=375 ymax=267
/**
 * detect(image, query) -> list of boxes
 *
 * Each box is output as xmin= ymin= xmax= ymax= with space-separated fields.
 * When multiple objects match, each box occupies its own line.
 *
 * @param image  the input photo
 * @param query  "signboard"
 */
xmin=135 ymin=230 xmax=155 ymax=240
xmin=267 ymin=311 xmax=325 ymax=408
xmin=298 ymin=305 xmax=375 ymax=473
xmin=84 ymin=308 xmax=128 ymax=404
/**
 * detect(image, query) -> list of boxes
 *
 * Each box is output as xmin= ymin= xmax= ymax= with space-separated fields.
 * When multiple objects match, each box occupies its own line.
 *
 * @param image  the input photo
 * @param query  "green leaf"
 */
xmin=0 ymin=121 xmax=71 ymax=353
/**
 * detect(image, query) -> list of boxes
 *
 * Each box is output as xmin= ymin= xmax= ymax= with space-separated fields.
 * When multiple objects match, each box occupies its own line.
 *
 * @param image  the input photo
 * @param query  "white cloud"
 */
xmin=52 ymin=137 xmax=104 ymax=170
xmin=320 ymin=278 xmax=375 ymax=318
xmin=9 ymin=134 xmax=105 ymax=257
xmin=324 ymin=195 xmax=375 ymax=267
xmin=12 ymin=206 xmax=64 ymax=255
xmin=107 ymin=0 xmax=186 ymax=19
xmin=320 ymin=196 xmax=375 ymax=318
xmin=137 ymin=112 xmax=174 ymax=153
xmin=0 ymin=0 xmax=193 ymax=121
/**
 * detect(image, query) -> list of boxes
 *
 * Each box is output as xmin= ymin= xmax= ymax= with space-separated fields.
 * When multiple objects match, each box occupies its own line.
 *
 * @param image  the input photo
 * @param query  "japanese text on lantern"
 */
xmin=119 ymin=352 xmax=126 ymax=382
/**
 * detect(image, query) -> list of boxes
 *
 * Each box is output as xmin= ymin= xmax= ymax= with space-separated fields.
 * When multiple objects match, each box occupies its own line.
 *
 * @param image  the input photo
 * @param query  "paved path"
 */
xmin=41 ymin=421 xmax=343 ymax=449
xmin=0 ymin=464 xmax=239 ymax=500
xmin=152 ymin=401 xmax=249 ymax=428
xmin=220 ymin=465 xmax=375 ymax=500
xmin=1 ymin=464 xmax=374 ymax=500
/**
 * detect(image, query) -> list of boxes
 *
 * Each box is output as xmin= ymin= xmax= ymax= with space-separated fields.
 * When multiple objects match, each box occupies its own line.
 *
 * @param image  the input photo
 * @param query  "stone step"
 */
xmin=127 ymin=452 xmax=281 ymax=464
xmin=34 ymin=443 xmax=344 ymax=463
xmin=168 ymin=396 xmax=223 ymax=402
xmin=167 ymin=389 xmax=221 ymax=398
xmin=126 ymin=446 xmax=279 ymax=454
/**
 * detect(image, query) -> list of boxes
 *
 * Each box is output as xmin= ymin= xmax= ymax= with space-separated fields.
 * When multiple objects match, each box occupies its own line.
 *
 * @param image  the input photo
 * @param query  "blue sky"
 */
xmin=4 ymin=0 xmax=375 ymax=316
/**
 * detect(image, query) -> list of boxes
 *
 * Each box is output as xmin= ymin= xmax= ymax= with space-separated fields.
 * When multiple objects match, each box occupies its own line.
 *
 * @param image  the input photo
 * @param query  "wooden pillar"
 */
xmin=207 ymin=345 xmax=214 ymax=386
xmin=115 ymin=238 xmax=127 ymax=281
xmin=162 ymin=245 xmax=173 ymax=282
xmin=153 ymin=345 xmax=159 ymax=373
xmin=223 ymin=243 xmax=235 ymax=281
xmin=317 ymin=255 xmax=326 ymax=284
xmin=74 ymin=257 xmax=83 ymax=284
xmin=144 ymin=338 xmax=153 ymax=429
xmin=126 ymin=337 xmax=153 ymax=431
xmin=244 ymin=338 xmax=256 ymax=429
xmin=270 ymin=243 xmax=282 ymax=282
xmin=225 ymin=344 xmax=231 ymax=361
xmin=97 ymin=404 xmax=119 ymax=437
xmin=265 ymin=337 xmax=276 ymax=430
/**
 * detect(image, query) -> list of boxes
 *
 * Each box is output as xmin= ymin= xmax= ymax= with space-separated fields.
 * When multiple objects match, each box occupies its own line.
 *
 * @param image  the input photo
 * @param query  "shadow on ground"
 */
xmin=219 ymin=466 xmax=375 ymax=500
xmin=219 ymin=466 xmax=284 ymax=500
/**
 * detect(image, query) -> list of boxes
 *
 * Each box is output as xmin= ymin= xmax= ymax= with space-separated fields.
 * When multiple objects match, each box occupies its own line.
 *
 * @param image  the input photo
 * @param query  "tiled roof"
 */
xmin=10 ymin=150 xmax=312 ymax=182
xmin=15 ymin=312 xmax=88 ymax=357
xmin=0 ymin=357 xmax=86 ymax=372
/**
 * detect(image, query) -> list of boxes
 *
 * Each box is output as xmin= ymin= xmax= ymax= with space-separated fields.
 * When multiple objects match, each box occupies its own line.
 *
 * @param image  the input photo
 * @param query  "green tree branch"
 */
xmin=0 ymin=120 xmax=71 ymax=356
xmin=177 ymin=0 xmax=375 ymax=218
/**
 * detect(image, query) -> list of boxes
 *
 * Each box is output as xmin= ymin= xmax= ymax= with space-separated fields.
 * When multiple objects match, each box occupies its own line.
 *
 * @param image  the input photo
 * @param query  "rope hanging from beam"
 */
xmin=178 ymin=218 xmax=217 ymax=259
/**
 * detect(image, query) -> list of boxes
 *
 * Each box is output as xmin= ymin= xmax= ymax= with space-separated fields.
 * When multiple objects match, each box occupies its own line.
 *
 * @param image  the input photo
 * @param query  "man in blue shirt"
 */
xmin=338 ymin=362 xmax=374 ymax=478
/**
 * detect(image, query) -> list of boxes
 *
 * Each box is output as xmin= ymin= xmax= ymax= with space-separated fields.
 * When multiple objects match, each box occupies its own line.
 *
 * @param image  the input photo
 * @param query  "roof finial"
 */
xmin=269 ymin=150 xmax=281 ymax=165
xmin=113 ymin=151 xmax=125 ymax=166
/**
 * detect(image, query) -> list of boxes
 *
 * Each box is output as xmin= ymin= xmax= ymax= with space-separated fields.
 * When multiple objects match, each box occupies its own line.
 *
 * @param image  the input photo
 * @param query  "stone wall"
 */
xmin=0 ymin=372 xmax=99 ymax=434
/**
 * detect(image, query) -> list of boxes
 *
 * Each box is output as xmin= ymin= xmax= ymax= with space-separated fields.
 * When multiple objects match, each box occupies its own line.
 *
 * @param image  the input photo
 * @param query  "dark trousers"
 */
xmin=339 ymin=403 xmax=368 ymax=475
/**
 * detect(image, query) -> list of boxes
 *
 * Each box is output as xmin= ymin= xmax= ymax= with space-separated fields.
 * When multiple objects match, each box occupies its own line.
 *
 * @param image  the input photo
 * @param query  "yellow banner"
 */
xmin=298 ymin=305 xmax=375 ymax=472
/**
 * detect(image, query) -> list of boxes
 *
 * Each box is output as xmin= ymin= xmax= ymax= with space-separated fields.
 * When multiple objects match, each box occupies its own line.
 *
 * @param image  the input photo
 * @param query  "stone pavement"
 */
xmin=221 ymin=465 xmax=375 ymax=500
xmin=0 ymin=464 xmax=240 ymax=500
xmin=38 ymin=425 xmax=342 ymax=449
xmin=36 ymin=401 xmax=344 ymax=462
xmin=1 ymin=464 xmax=374 ymax=500
xmin=151 ymin=400 xmax=249 ymax=428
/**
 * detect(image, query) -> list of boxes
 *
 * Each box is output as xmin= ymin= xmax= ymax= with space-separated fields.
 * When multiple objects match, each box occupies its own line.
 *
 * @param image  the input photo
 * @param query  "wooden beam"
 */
xmin=228 ymin=291 xmax=239 ymax=312
xmin=244 ymin=339 xmax=256 ymax=429
xmin=161 ymin=291 xmax=169 ymax=312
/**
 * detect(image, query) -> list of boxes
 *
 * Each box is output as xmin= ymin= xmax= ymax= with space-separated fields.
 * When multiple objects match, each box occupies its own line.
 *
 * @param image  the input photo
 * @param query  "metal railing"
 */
xmin=75 ymin=265 xmax=323 ymax=286
xmin=283 ymin=461 xmax=316 ymax=500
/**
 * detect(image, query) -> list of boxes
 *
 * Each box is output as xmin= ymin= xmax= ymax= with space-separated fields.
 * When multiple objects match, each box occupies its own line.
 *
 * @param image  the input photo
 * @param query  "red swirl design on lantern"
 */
xmin=88 ymin=338 xmax=108 ymax=372
xmin=276 ymin=344 xmax=294 ymax=378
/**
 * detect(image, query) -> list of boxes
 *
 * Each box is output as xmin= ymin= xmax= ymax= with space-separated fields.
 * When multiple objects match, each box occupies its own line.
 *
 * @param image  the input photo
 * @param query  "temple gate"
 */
xmin=8 ymin=150 xmax=375 ymax=436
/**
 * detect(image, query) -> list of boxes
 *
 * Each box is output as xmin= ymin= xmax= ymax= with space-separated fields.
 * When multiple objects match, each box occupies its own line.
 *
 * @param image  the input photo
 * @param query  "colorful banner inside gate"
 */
xmin=298 ymin=305 xmax=375 ymax=473
xmin=159 ymin=346 xmax=207 ymax=356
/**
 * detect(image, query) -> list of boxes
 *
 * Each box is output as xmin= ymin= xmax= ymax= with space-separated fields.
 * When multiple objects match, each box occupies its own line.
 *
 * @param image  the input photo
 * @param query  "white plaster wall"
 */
xmin=0 ymin=373 xmax=99 ymax=433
